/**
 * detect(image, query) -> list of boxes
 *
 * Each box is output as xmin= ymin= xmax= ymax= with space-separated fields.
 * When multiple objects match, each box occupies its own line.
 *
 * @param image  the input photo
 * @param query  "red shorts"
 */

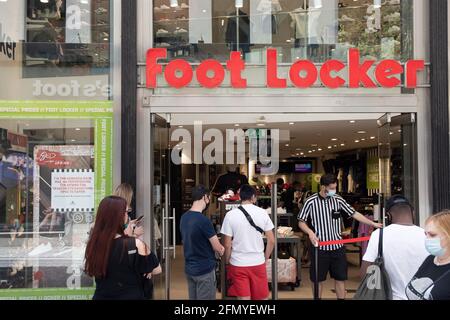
xmin=226 ymin=263 xmax=269 ymax=300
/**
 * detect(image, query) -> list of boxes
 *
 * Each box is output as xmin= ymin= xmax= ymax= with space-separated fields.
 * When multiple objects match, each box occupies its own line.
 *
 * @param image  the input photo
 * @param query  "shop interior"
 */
xmin=151 ymin=112 xmax=417 ymax=299
xmin=0 ymin=119 xmax=94 ymax=289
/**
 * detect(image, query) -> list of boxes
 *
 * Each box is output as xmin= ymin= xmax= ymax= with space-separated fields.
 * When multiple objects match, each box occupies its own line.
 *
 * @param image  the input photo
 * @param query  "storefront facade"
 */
xmin=0 ymin=0 xmax=448 ymax=300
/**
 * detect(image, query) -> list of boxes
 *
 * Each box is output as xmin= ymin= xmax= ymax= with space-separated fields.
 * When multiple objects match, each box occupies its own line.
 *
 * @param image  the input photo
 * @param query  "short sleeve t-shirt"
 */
xmin=180 ymin=211 xmax=217 ymax=277
xmin=406 ymin=255 xmax=450 ymax=300
xmin=362 ymin=225 xmax=429 ymax=300
xmin=220 ymin=204 xmax=274 ymax=267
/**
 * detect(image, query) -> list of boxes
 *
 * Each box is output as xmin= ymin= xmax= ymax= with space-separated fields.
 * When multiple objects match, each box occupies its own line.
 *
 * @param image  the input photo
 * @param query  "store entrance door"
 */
xmin=150 ymin=114 xmax=176 ymax=300
xmin=378 ymin=113 xmax=418 ymax=223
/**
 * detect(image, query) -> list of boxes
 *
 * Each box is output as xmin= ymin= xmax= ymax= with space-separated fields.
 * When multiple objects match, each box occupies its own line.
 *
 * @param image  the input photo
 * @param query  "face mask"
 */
xmin=326 ymin=189 xmax=337 ymax=197
xmin=123 ymin=216 xmax=130 ymax=230
xmin=425 ymin=238 xmax=446 ymax=257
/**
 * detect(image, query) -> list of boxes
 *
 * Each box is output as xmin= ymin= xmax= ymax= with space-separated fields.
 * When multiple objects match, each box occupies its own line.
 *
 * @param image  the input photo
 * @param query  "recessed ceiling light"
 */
xmin=370 ymin=136 xmax=376 ymax=140
xmin=257 ymin=123 xmax=265 ymax=127
xmin=328 ymin=146 xmax=332 ymax=149
xmin=333 ymin=145 xmax=337 ymax=148
xmin=178 ymin=125 xmax=183 ymax=128
xmin=234 ymin=124 xmax=240 ymax=127
xmin=390 ymin=132 xmax=394 ymax=135
xmin=75 ymin=128 xmax=81 ymax=131
xmin=71 ymin=139 xmax=76 ymax=142
xmin=312 ymin=150 xmax=316 ymax=152
xmin=285 ymin=144 xmax=289 ymax=147
xmin=403 ymin=144 xmax=408 ymax=147
xmin=349 ymin=120 xmax=356 ymax=124
xmin=289 ymin=122 xmax=295 ymax=125
xmin=340 ymin=143 xmax=345 ymax=146
xmin=361 ymin=138 xmax=366 ymax=141
xmin=331 ymin=138 xmax=338 ymax=141
xmin=308 ymin=151 xmax=312 ymax=153
xmin=398 ymin=129 xmax=402 ymax=133
xmin=318 ymin=148 xmax=322 ymax=151
xmin=296 ymin=153 xmax=300 ymax=156
xmin=300 ymin=152 xmax=304 ymax=155
xmin=357 ymin=131 xmax=367 ymax=134
xmin=355 ymin=140 xmax=360 ymax=143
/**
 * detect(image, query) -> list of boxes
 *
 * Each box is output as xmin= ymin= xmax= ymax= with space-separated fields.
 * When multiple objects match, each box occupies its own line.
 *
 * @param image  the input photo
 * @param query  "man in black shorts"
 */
xmin=297 ymin=174 xmax=382 ymax=299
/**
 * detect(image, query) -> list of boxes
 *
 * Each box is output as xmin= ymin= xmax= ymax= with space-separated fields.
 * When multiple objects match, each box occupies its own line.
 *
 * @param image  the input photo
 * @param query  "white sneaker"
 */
xmin=388 ymin=25 xmax=400 ymax=34
xmin=156 ymin=29 xmax=169 ymax=34
xmin=28 ymin=243 xmax=53 ymax=257
xmin=160 ymin=4 xmax=170 ymax=10
xmin=339 ymin=15 xmax=355 ymax=22
xmin=157 ymin=42 xmax=171 ymax=47
xmin=180 ymin=3 xmax=189 ymax=9
xmin=174 ymin=28 xmax=188 ymax=34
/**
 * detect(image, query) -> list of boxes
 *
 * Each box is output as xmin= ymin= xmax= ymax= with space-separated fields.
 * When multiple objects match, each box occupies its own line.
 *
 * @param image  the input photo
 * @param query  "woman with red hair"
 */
xmin=85 ymin=196 xmax=161 ymax=300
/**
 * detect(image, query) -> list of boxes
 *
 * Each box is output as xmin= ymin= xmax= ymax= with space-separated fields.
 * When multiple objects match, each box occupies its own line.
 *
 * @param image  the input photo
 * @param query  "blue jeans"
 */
xmin=186 ymin=269 xmax=216 ymax=300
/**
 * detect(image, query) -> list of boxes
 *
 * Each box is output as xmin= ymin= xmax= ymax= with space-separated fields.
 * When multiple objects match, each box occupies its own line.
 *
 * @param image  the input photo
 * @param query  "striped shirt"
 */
xmin=297 ymin=193 xmax=356 ymax=251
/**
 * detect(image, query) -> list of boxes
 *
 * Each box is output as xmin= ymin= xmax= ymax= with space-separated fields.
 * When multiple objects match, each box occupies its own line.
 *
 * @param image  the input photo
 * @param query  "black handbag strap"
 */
xmin=238 ymin=206 xmax=264 ymax=234
xmin=377 ymin=227 xmax=384 ymax=259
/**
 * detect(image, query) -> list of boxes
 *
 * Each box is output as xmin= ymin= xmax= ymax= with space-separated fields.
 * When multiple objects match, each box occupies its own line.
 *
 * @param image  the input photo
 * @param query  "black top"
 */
xmin=406 ymin=255 xmax=450 ymax=300
xmin=93 ymin=237 xmax=159 ymax=300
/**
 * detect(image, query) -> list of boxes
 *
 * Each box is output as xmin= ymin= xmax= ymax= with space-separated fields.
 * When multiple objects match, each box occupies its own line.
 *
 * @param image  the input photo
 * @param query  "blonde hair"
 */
xmin=113 ymin=183 xmax=133 ymax=207
xmin=426 ymin=210 xmax=450 ymax=239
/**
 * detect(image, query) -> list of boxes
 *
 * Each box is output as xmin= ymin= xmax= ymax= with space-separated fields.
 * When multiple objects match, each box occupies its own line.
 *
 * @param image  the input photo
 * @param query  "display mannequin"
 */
xmin=225 ymin=9 xmax=251 ymax=54
xmin=290 ymin=4 xmax=308 ymax=48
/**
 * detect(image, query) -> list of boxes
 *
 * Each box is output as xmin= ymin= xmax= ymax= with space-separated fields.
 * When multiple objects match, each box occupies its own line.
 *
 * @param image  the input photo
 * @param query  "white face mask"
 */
xmin=326 ymin=189 xmax=337 ymax=197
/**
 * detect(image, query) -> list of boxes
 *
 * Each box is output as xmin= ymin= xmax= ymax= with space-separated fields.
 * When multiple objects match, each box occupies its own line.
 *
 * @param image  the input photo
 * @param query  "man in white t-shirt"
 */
xmin=221 ymin=185 xmax=275 ymax=300
xmin=361 ymin=195 xmax=429 ymax=300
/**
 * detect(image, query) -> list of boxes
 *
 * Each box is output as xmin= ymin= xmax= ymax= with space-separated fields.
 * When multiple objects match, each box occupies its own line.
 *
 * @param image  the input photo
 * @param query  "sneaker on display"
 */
xmin=339 ymin=15 xmax=355 ymax=22
xmin=156 ymin=29 xmax=169 ymax=34
xmin=175 ymin=28 xmax=188 ymax=34
xmin=160 ymin=4 xmax=170 ymax=10
xmin=28 ymin=243 xmax=53 ymax=257
xmin=180 ymin=3 xmax=189 ymax=9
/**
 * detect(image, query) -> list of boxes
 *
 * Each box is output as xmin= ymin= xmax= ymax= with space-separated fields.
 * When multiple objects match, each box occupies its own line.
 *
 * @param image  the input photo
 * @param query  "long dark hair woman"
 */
xmin=85 ymin=196 xmax=161 ymax=300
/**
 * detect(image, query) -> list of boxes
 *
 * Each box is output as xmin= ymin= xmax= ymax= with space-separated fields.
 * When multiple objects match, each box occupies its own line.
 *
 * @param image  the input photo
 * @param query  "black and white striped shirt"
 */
xmin=297 ymin=193 xmax=356 ymax=251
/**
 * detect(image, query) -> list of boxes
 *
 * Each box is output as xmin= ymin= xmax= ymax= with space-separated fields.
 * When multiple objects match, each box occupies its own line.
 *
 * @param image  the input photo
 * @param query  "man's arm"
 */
xmin=209 ymin=235 xmax=225 ymax=256
xmin=222 ymin=235 xmax=232 ymax=264
xmin=298 ymin=221 xmax=319 ymax=247
xmin=353 ymin=212 xmax=383 ymax=229
xmin=264 ymin=229 xmax=275 ymax=261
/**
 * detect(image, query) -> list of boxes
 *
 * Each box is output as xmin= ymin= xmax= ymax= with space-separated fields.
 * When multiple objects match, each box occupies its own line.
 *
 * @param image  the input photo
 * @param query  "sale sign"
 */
xmin=146 ymin=48 xmax=425 ymax=89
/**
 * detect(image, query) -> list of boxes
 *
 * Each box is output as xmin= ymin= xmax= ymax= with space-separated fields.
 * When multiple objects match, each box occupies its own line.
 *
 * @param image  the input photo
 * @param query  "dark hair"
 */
xmin=276 ymin=178 xmax=284 ymax=186
xmin=192 ymin=185 xmax=209 ymax=201
xmin=239 ymin=184 xmax=257 ymax=201
xmin=320 ymin=174 xmax=337 ymax=187
xmin=84 ymin=196 xmax=127 ymax=278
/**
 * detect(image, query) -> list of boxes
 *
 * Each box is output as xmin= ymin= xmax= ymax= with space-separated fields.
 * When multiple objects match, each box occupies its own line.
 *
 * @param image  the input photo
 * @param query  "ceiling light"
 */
xmin=357 ymin=131 xmax=367 ymax=134
xmin=257 ymin=123 xmax=266 ymax=127
xmin=234 ymin=124 xmax=240 ymax=127
xmin=285 ymin=144 xmax=290 ymax=147
xmin=340 ymin=143 xmax=345 ymax=146
xmin=75 ymin=128 xmax=81 ymax=131
xmin=328 ymin=146 xmax=332 ymax=149
xmin=308 ymin=151 xmax=312 ymax=153
xmin=355 ymin=140 xmax=360 ymax=143
xmin=331 ymin=138 xmax=338 ymax=141
xmin=318 ymin=148 xmax=322 ymax=151
xmin=333 ymin=145 xmax=337 ymax=148
xmin=296 ymin=153 xmax=300 ymax=156
xmin=296 ymin=148 xmax=301 ymax=151
xmin=390 ymin=132 xmax=394 ymax=135
xmin=289 ymin=122 xmax=295 ymax=125
xmin=361 ymin=138 xmax=366 ymax=141
xmin=370 ymin=136 xmax=376 ymax=140
xmin=300 ymin=152 xmax=304 ymax=155
xmin=349 ymin=120 xmax=356 ymax=124
xmin=398 ymin=129 xmax=402 ymax=133
xmin=178 ymin=125 xmax=183 ymax=128
xmin=71 ymin=139 xmax=76 ymax=142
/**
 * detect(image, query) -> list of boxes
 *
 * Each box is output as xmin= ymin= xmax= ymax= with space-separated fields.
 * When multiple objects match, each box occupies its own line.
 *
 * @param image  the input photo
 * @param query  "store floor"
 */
xmin=167 ymin=245 xmax=362 ymax=300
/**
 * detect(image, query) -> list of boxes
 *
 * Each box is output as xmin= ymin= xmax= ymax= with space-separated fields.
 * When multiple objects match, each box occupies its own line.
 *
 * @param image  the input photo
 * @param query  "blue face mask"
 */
xmin=425 ymin=238 xmax=446 ymax=257
xmin=326 ymin=189 xmax=337 ymax=198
